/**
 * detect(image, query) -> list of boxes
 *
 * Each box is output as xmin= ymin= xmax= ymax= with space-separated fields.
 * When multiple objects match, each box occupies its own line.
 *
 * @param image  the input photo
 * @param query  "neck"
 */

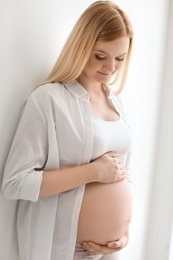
xmin=77 ymin=76 xmax=104 ymax=96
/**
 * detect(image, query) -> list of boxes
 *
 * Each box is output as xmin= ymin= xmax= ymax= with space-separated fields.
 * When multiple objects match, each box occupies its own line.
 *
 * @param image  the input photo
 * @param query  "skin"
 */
xmin=40 ymin=152 xmax=126 ymax=197
xmin=77 ymin=36 xmax=131 ymax=256
xmin=77 ymin=37 xmax=129 ymax=95
xmin=82 ymin=230 xmax=129 ymax=256
xmin=40 ymin=36 xmax=130 ymax=257
xmin=40 ymin=37 xmax=130 ymax=198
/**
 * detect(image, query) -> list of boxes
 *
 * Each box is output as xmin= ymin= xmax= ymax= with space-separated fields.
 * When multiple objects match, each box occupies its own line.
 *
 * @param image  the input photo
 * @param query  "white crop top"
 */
xmin=91 ymin=115 xmax=132 ymax=162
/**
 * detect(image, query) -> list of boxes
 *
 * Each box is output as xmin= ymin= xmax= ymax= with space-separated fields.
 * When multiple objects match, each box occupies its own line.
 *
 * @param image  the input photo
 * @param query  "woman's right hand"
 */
xmin=91 ymin=151 xmax=126 ymax=184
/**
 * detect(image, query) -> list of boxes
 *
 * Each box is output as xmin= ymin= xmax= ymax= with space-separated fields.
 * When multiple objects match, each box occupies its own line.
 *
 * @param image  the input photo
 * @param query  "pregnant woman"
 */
xmin=2 ymin=1 xmax=134 ymax=260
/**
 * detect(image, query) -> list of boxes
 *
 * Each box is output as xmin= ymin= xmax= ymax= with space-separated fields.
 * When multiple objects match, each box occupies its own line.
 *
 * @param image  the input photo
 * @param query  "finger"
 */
xmin=117 ymin=236 xmax=128 ymax=248
xmin=113 ymin=158 xmax=119 ymax=164
xmin=117 ymin=174 xmax=126 ymax=182
xmin=82 ymin=242 xmax=99 ymax=253
xmin=121 ymin=169 xmax=127 ymax=177
xmin=107 ymin=236 xmax=127 ymax=249
xmin=118 ymin=161 xmax=124 ymax=168
xmin=115 ymin=163 xmax=121 ymax=170
xmin=87 ymin=241 xmax=102 ymax=250
xmin=115 ymin=160 xmax=124 ymax=168
xmin=83 ymin=242 xmax=122 ymax=255
xmin=121 ymin=168 xmax=126 ymax=176
xmin=82 ymin=242 xmax=111 ymax=255
xmin=115 ymin=169 xmax=126 ymax=181
xmin=108 ymin=151 xmax=116 ymax=158
xmin=107 ymin=241 xmax=121 ymax=249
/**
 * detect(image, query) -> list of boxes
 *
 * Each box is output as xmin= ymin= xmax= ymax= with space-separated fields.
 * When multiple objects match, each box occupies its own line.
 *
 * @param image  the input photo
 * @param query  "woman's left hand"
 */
xmin=81 ymin=230 xmax=129 ymax=255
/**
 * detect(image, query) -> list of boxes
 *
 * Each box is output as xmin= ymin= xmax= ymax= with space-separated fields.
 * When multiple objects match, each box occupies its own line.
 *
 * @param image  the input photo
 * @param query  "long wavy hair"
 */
xmin=43 ymin=0 xmax=133 ymax=94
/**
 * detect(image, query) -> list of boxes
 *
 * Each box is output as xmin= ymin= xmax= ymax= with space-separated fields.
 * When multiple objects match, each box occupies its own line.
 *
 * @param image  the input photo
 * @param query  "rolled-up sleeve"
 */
xmin=125 ymin=148 xmax=133 ymax=183
xmin=2 ymin=94 xmax=48 ymax=202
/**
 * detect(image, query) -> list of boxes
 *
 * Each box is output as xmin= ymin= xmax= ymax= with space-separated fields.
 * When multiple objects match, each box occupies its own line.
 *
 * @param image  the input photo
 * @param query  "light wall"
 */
xmin=144 ymin=0 xmax=173 ymax=259
xmin=0 ymin=0 xmax=171 ymax=259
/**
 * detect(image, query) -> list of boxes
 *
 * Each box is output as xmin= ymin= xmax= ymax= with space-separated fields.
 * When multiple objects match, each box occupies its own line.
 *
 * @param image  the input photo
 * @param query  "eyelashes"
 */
xmin=95 ymin=54 xmax=106 ymax=60
xmin=116 ymin=57 xmax=125 ymax=61
xmin=95 ymin=54 xmax=125 ymax=62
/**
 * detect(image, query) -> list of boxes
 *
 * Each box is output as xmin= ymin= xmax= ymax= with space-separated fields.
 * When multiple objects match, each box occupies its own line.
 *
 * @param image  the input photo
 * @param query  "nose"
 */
xmin=103 ymin=59 xmax=116 ymax=73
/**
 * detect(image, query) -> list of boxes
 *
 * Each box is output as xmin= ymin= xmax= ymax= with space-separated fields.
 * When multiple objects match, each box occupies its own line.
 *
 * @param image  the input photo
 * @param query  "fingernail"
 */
xmin=108 ymin=242 xmax=117 ymax=248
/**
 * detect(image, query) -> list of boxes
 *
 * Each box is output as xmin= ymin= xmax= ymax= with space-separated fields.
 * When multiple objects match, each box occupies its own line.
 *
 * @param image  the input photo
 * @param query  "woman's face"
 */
xmin=82 ymin=37 xmax=130 ymax=85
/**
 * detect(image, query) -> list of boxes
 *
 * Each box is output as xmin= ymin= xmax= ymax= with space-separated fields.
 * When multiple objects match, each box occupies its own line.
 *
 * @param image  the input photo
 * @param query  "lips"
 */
xmin=98 ymin=71 xmax=110 ymax=76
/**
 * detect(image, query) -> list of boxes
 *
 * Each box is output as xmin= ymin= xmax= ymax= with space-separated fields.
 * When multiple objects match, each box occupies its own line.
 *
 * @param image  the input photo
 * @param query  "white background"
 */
xmin=0 ymin=0 xmax=173 ymax=259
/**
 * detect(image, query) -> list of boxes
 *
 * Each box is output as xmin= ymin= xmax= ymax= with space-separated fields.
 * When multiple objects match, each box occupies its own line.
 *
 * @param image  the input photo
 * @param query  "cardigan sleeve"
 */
xmin=2 ymin=93 xmax=48 ymax=202
xmin=125 ymin=148 xmax=133 ymax=183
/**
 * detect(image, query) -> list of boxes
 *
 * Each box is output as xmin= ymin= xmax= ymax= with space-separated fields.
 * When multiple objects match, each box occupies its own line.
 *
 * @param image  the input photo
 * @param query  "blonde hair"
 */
xmin=43 ymin=0 xmax=133 ymax=94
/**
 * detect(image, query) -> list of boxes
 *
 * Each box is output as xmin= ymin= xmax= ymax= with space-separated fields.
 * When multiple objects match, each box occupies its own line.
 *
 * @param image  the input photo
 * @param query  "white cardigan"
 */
xmin=2 ymin=81 xmax=132 ymax=260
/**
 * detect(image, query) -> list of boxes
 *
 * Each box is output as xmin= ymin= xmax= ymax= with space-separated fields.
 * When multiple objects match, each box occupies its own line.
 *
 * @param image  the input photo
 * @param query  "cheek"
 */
xmin=116 ymin=62 xmax=125 ymax=71
xmin=86 ymin=57 xmax=100 ymax=72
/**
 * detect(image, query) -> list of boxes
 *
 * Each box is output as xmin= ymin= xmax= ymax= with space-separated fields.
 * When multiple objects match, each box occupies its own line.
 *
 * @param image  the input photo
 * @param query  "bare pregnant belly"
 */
xmin=77 ymin=179 xmax=133 ymax=245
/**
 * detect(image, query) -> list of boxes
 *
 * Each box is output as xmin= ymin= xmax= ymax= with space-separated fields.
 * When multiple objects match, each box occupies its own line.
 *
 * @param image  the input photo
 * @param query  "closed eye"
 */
xmin=95 ymin=54 xmax=106 ymax=60
xmin=116 ymin=56 xmax=126 ymax=61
